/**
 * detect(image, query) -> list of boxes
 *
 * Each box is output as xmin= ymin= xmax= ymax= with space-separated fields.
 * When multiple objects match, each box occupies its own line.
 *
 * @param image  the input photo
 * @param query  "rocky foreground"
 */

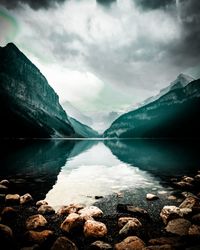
xmin=1 ymin=172 xmax=200 ymax=250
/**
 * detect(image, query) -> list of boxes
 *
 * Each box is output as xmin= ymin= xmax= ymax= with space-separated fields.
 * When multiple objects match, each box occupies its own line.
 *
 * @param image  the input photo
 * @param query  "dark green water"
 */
xmin=0 ymin=139 xmax=199 ymax=210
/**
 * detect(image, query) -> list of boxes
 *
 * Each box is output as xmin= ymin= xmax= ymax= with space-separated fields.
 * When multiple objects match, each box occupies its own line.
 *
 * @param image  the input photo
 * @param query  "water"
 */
xmin=0 ymin=139 xmax=199 ymax=210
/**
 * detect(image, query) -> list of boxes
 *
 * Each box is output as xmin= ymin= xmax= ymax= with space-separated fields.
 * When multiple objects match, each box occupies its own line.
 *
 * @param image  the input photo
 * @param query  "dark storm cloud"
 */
xmin=96 ymin=0 xmax=116 ymax=7
xmin=134 ymin=0 xmax=175 ymax=10
xmin=0 ymin=0 xmax=66 ymax=10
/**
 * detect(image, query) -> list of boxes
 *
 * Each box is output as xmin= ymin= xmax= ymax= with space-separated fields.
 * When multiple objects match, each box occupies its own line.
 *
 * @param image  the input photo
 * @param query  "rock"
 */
xmin=20 ymin=245 xmax=39 ymax=250
xmin=20 ymin=193 xmax=33 ymax=205
xmin=90 ymin=240 xmax=112 ymax=249
xmin=38 ymin=205 xmax=55 ymax=215
xmin=165 ymin=218 xmax=191 ymax=236
xmin=84 ymin=220 xmax=107 ymax=238
xmin=0 ymin=180 xmax=9 ymax=187
xmin=0 ymin=184 xmax=8 ymax=193
xmin=179 ymin=196 xmax=200 ymax=209
xmin=175 ymin=181 xmax=193 ymax=189
xmin=181 ymin=192 xmax=197 ymax=198
xmin=182 ymin=176 xmax=194 ymax=184
xmin=26 ymin=214 xmax=47 ymax=230
xmin=25 ymin=230 xmax=53 ymax=244
xmin=1 ymin=207 xmax=17 ymax=220
xmin=95 ymin=196 xmax=103 ymax=200
xmin=146 ymin=193 xmax=159 ymax=201
xmin=118 ymin=217 xmax=140 ymax=228
xmin=57 ymin=204 xmax=84 ymax=216
xmin=78 ymin=206 xmax=103 ymax=218
xmin=36 ymin=200 xmax=48 ymax=207
xmin=117 ymin=204 xmax=148 ymax=217
xmin=167 ymin=195 xmax=177 ymax=200
xmin=119 ymin=219 xmax=142 ymax=235
xmin=5 ymin=194 xmax=20 ymax=204
xmin=114 ymin=236 xmax=145 ymax=250
xmin=60 ymin=213 xmax=84 ymax=233
xmin=160 ymin=206 xmax=192 ymax=224
xmin=0 ymin=224 xmax=13 ymax=241
xmin=51 ymin=236 xmax=78 ymax=250
xmin=149 ymin=237 xmax=182 ymax=247
xmin=144 ymin=245 xmax=172 ymax=250
xmin=192 ymin=213 xmax=200 ymax=224
xmin=194 ymin=174 xmax=200 ymax=181
xmin=188 ymin=224 xmax=200 ymax=236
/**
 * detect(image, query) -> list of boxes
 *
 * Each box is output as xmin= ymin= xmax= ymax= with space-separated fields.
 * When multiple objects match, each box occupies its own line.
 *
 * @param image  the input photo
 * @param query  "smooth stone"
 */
xmin=119 ymin=219 xmax=142 ymax=235
xmin=38 ymin=205 xmax=55 ymax=215
xmin=90 ymin=240 xmax=112 ymax=249
xmin=20 ymin=193 xmax=33 ymax=205
xmin=179 ymin=196 xmax=200 ymax=209
xmin=118 ymin=217 xmax=140 ymax=228
xmin=0 ymin=184 xmax=8 ymax=193
xmin=25 ymin=230 xmax=54 ymax=244
xmin=26 ymin=214 xmax=47 ymax=230
xmin=36 ymin=200 xmax=48 ymax=207
xmin=84 ymin=220 xmax=107 ymax=238
xmin=60 ymin=213 xmax=84 ymax=233
xmin=0 ymin=223 xmax=13 ymax=240
xmin=115 ymin=236 xmax=145 ymax=250
xmin=57 ymin=204 xmax=84 ymax=215
xmin=160 ymin=206 xmax=192 ymax=224
xmin=51 ymin=236 xmax=78 ymax=250
xmin=146 ymin=193 xmax=159 ymax=201
xmin=1 ymin=207 xmax=17 ymax=220
xmin=144 ymin=245 xmax=172 ymax=250
xmin=188 ymin=224 xmax=200 ymax=236
xmin=165 ymin=218 xmax=191 ymax=236
xmin=0 ymin=180 xmax=9 ymax=187
xmin=5 ymin=194 xmax=20 ymax=204
xmin=78 ymin=206 xmax=103 ymax=218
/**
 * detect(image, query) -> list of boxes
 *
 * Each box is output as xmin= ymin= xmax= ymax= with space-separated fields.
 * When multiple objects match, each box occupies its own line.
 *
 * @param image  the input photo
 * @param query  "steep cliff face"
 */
xmin=104 ymin=79 xmax=200 ymax=138
xmin=0 ymin=43 xmax=97 ymax=138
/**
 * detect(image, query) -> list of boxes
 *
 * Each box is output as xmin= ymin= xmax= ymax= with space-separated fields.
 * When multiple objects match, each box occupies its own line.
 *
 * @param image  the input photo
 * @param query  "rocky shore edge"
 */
xmin=1 ymin=171 xmax=200 ymax=250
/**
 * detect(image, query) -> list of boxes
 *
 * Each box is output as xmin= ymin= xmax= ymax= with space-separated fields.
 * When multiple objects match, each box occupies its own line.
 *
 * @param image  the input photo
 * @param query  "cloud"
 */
xmin=0 ymin=0 xmax=66 ymax=10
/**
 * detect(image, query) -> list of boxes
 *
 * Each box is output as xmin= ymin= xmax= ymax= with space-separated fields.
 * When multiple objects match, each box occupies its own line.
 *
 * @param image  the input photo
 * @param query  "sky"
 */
xmin=0 ymin=0 xmax=200 ymax=113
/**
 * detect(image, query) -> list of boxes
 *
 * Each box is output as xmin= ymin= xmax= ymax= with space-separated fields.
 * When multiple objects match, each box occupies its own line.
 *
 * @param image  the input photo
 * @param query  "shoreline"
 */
xmin=1 ymin=172 xmax=200 ymax=249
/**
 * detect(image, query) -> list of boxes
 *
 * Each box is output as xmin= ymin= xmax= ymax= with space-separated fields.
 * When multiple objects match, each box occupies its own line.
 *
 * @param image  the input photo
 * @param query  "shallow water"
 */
xmin=0 ymin=139 xmax=199 ymax=210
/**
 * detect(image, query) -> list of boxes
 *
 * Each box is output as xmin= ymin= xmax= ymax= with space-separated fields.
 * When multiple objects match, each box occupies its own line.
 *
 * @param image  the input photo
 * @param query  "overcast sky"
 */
xmin=0 ymin=0 xmax=200 ymax=112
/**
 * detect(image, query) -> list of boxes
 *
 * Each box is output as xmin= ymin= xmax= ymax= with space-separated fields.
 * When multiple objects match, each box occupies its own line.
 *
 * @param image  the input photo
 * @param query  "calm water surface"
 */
xmin=0 ymin=139 xmax=199 ymax=210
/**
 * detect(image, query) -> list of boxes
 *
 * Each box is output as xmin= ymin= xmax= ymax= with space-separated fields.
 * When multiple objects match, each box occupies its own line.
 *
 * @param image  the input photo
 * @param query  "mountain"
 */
xmin=104 ymin=78 xmax=200 ymax=138
xmin=0 ymin=43 xmax=97 ymax=138
xmin=127 ymin=74 xmax=194 ymax=111
xmin=62 ymin=100 xmax=93 ymax=127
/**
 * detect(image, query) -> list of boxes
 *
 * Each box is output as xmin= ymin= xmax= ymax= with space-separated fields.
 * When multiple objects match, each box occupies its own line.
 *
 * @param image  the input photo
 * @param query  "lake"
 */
xmin=0 ymin=139 xmax=200 ymax=211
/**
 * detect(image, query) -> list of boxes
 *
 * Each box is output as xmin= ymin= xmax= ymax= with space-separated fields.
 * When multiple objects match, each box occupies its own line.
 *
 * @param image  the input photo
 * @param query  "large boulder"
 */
xmin=115 ymin=236 xmax=145 ymax=250
xmin=84 ymin=220 xmax=107 ymax=238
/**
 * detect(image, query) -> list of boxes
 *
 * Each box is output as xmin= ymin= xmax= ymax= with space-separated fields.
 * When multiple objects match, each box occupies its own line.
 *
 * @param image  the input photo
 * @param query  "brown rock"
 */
xmin=57 ymin=204 xmax=84 ymax=216
xmin=118 ymin=217 xmax=139 ymax=228
xmin=114 ymin=236 xmax=145 ymax=250
xmin=78 ymin=206 xmax=103 ymax=218
xmin=188 ymin=224 xmax=200 ymax=236
xmin=1 ymin=207 xmax=17 ymax=220
xmin=20 ymin=193 xmax=33 ymax=205
xmin=119 ymin=219 xmax=142 ymax=235
xmin=165 ymin=218 xmax=191 ymax=236
xmin=5 ymin=194 xmax=20 ymax=204
xmin=26 ymin=214 xmax=47 ymax=230
xmin=36 ymin=200 xmax=48 ymax=207
xmin=0 ymin=180 xmax=9 ymax=187
xmin=179 ymin=196 xmax=200 ymax=209
xmin=146 ymin=193 xmax=159 ymax=201
xmin=60 ymin=213 xmax=84 ymax=233
xmin=90 ymin=240 xmax=112 ymax=249
xmin=38 ymin=205 xmax=55 ymax=215
xmin=25 ymin=230 xmax=54 ymax=244
xmin=0 ymin=224 xmax=13 ymax=243
xmin=84 ymin=220 xmax=107 ymax=238
xmin=51 ymin=236 xmax=78 ymax=250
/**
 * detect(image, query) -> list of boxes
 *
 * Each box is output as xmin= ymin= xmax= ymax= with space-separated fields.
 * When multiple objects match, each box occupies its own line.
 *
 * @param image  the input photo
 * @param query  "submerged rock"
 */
xmin=165 ymin=218 xmax=191 ymax=236
xmin=84 ymin=220 xmax=107 ymax=238
xmin=25 ymin=230 xmax=54 ymax=244
xmin=51 ymin=236 xmax=78 ymax=250
xmin=60 ymin=213 xmax=84 ymax=233
xmin=38 ymin=205 xmax=55 ymax=215
xmin=26 ymin=214 xmax=47 ymax=230
xmin=78 ymin=206 xmax=103 ymax=218
xmin=5 ymin=194 xmax=20 ymax=204
xmin=20 ymin=193 xmax=33 ymax=205
xmin=119 ymin=219 xmax=142 ymax=235
xmin=90 ymin=240 xmax=112 ymax=249
xmin=115 ymin=236 xmax=145 ymax=250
